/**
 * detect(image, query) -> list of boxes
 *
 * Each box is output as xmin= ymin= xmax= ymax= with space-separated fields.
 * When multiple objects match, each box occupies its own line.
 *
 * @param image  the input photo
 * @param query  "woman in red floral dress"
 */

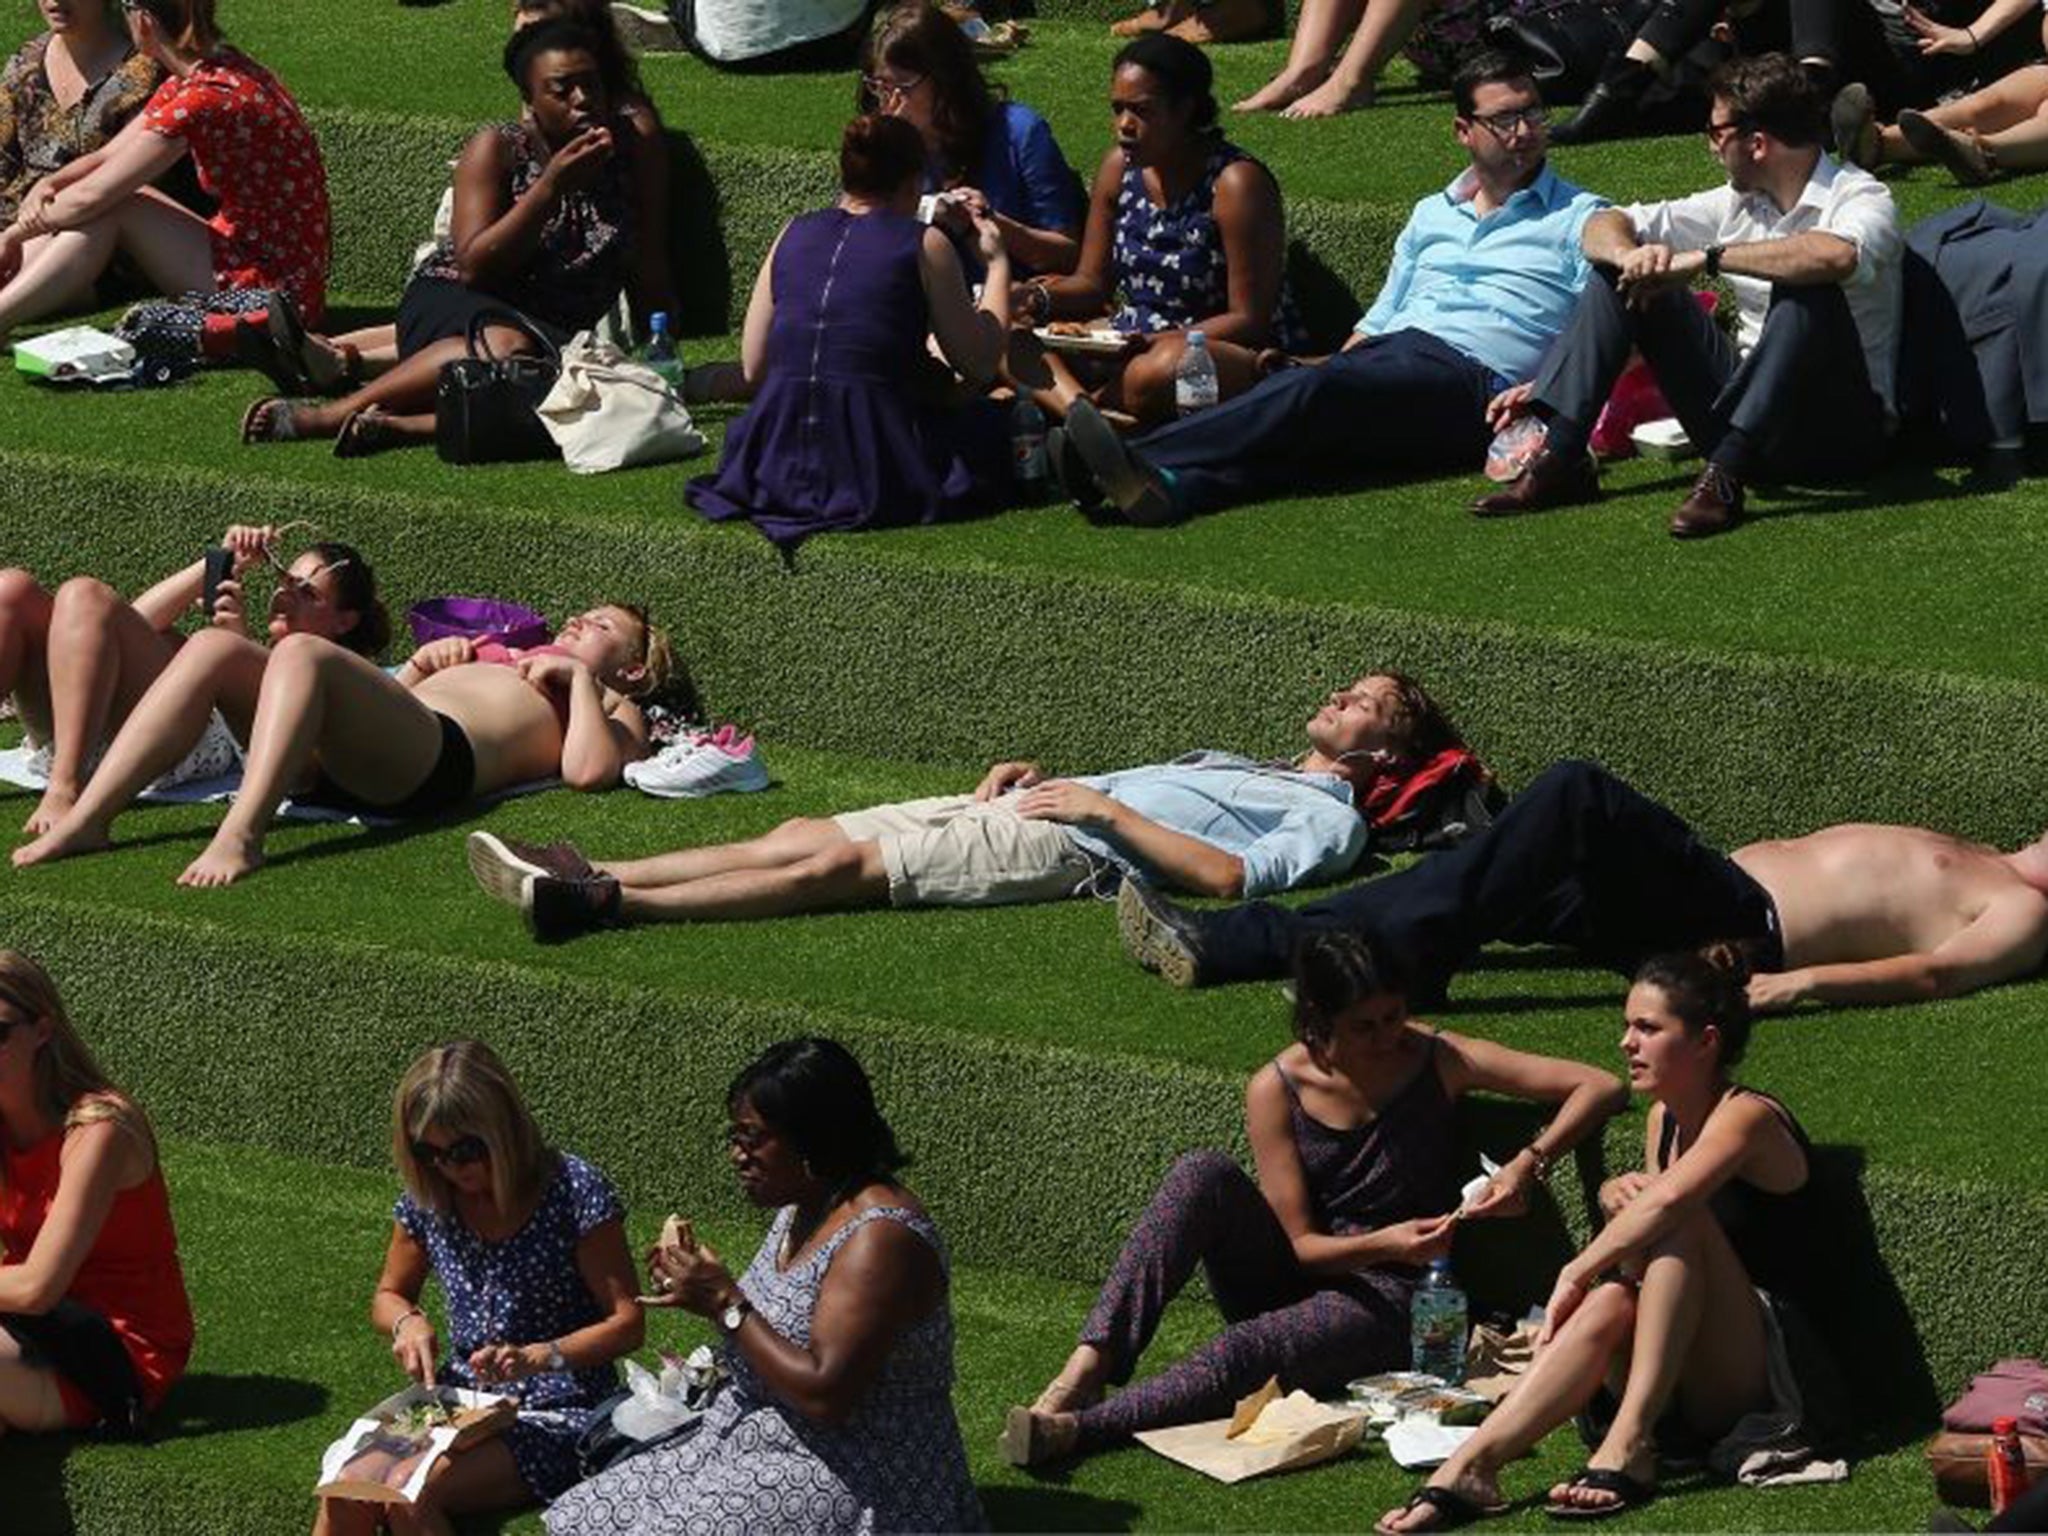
xmin=0 ymin=0 xmax=328 ymax=360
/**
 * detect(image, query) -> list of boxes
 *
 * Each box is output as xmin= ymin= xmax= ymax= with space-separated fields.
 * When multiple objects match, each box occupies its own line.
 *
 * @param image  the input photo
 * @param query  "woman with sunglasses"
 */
xmin=1009 ymin=33 xmax=1302 ymax=429
xmin=999 ymin=931 xmax=1622 ymax=1469
xmin=856 ymin=3 xmax=1084 ymax=278
xmin=315 ymin=1040 xmax=642 ymax=1536
xmin=15 ymin=592 xmax=670 ymax=885
xmin=0 ymin=525 xmax=386 ymax=839
xmin=544 ymin=1037 xmax=984 ymax=1536
xmin=0 ymin=0 xmax=328 ymax=357
xmin=0 ymin=949 xmax=193 ymax=1440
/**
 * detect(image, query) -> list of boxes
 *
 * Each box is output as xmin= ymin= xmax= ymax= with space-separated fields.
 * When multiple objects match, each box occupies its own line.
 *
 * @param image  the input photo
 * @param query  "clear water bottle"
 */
xmin=1175 ymin=329 xmax=1219 ymax=417
xmin=644 ymin=310 xmax=683 ymax=392
xmin=1409 ymin=1259 xmax=1468 ymax=1384
xmin=1010 ymin=394 xmax=1048 ymax=502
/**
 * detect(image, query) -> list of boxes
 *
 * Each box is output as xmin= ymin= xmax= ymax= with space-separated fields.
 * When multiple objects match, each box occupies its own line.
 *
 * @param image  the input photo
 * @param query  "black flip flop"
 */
xmin=1546 ymin=1467 xmax=1657 ymax=1521
xmin=1376 ymin=1484 xmax=1505 ymax=1534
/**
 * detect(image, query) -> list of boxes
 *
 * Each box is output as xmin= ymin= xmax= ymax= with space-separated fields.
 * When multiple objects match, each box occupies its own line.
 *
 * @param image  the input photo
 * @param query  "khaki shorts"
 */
xmin=833 ymin=794 xmax=1096 ymax=907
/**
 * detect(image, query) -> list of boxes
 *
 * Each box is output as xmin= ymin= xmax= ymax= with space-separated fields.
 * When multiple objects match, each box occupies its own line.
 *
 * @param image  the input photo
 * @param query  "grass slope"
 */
xmin=0 ymin=1138 xmax=1946 ymax=1536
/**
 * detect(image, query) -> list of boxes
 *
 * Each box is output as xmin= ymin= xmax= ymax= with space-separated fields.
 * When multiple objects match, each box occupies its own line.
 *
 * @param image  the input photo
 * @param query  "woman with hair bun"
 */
xmin=1000 ymin=932 xmax=1622 ymax=1468
xmin=1012 ymin=32 xmax=1302 ymax=428
xmin=687 ymin=112 xmax=1015 ymax=544
xmin=0 ymin=950 xmax=192 ymax=1439
xmin=1379 ymin=947 xmax=1843 ymax=1531
xmin=546 ymin=1036 xmax=985 ymax=1535
xmin=314 ymin=1040 xmax=643 ymax=1536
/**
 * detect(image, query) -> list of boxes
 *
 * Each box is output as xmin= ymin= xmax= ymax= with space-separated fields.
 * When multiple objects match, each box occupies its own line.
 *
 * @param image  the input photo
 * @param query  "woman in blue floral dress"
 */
xmin=314 ymin=1040 xmax=643 ymax=1536
xmin=1012 ymin=33 xmax=1301 ymax=428
xmin=544 ymin=1038 xmax=984 ymax=1536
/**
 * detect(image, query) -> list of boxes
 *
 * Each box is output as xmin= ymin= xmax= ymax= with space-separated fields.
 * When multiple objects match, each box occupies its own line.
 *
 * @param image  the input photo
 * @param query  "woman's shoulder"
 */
xmin=3 ymin=32 xmax=50 ymax=86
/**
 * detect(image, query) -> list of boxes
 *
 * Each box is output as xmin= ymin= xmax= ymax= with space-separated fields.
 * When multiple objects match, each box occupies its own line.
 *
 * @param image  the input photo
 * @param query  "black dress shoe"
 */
xmin=1551 ymin=60 xmax=1653 ymax=145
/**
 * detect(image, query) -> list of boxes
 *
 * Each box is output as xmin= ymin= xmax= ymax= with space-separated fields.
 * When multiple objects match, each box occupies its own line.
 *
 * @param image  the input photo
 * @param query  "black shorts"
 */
xmin=396 ymin=278 xmax=575 ymax=361
xmin=303 ymin=710 xmax=477 ymax=820
xmin=1 ymin=1299 xmax=146 ymax=1437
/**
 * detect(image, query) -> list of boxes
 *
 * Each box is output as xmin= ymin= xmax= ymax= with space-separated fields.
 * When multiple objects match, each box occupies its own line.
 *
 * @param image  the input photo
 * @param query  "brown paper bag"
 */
xmin=1134 ymin=1389 xmax=1367 ymax=1484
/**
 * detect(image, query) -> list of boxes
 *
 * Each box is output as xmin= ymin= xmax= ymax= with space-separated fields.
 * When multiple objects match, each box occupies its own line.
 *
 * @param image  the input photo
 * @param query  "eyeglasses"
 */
xmin=725 ymin=1124 xmax=774 ymax=1155
xmin=410 ymin=1134 xmax=490 ymax=1170
xmin=1705 ymin=117 xmax=1754 ymax=147
xmin=1469 ymin=107 xmax=1547 ymax=138
xmin=861 ymin=73 xmax=924 ymax=103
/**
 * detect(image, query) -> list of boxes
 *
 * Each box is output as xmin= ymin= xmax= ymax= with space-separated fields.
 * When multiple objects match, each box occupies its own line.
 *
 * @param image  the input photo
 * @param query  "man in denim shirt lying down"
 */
xmin=463 ymin=673 xmax=1469 ymax=941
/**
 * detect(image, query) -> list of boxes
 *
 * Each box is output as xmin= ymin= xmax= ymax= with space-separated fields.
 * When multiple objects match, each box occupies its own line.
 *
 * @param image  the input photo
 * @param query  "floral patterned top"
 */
xmin=410 ymin=118 xmax=634 ymax=334
xmin=0 ymin=33 xmax=160 ymax=226
xmin=140 ymin=48 xmax=330 ymax=321
xmin=1109 ymin=139 xmax=1303 ymax=351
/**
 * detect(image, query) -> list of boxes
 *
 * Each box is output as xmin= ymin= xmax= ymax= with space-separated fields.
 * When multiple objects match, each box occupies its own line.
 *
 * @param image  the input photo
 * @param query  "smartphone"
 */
xmin=201 ymin=546 xmax=235 ymax=618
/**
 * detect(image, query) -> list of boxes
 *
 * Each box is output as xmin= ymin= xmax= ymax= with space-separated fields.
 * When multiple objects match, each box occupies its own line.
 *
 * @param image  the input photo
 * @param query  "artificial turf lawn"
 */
xmin=0 ymin=1137 xmax=1949 ymax=1536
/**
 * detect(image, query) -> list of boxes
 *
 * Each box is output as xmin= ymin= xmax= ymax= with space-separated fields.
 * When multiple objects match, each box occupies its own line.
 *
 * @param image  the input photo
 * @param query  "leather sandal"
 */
xmin=1546 ymin=1467 xmax=1657 ymax=1520
xmin=332 ymin=407 xmax=403 ymax=459
xmin=239 ymin=396 xmax=304 ymax=445
xmin=1376 ymin=1485 xmax=1507 ymax=1533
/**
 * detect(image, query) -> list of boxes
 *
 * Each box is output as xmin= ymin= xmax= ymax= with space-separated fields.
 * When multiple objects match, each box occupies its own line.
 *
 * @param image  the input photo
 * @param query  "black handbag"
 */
xmin=1485 ymin=0 xmax=1650 ymax=105
xmin=434 ymin=308 xmax=562 ymax=465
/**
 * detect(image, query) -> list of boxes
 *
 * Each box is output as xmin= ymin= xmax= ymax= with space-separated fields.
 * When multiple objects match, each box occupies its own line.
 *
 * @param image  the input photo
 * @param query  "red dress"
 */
xmin=0 ymin=1124 xmax=195 ymax=1427
xmin=140 ymin=48 xmax=330 ymax=323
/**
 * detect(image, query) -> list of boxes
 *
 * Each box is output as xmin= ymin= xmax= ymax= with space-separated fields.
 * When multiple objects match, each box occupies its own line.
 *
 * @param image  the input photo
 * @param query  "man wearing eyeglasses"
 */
xmin=1049 ymin=48 xmax=1605 ymax=526
xmin=1477 ymin=52 xmax=1901 ymax=537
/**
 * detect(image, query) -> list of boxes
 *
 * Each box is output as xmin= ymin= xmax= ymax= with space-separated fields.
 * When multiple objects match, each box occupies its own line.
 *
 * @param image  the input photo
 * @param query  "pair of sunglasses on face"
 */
xmin=411 ymin=1134 xmax=489 ymax=1170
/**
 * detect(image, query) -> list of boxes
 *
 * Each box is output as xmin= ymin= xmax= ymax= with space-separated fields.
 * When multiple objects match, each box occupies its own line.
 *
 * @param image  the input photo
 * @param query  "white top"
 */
xmin=688 ymin=0 xmax=868 ymax=62
xmin=1624 ymin=153 xmax=1903 ymax=412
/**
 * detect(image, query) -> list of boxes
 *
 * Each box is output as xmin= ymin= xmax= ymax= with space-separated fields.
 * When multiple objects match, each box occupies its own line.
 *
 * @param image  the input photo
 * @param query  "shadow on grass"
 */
xmin=0 ymin=1434 xmax=76 ymax=1536
xmin=155 ymin=1370 xmax=330 ymax=1437
xmin=978 ymin=1480 xmax=1149 ymax=1531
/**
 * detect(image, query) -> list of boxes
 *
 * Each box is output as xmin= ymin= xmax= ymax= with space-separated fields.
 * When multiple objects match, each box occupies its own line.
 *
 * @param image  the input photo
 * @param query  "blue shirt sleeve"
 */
xmin=987 ymin=102 xmax=1084 ymax=236
xmin=1238 ymin=802 xmax=1370 ymax=898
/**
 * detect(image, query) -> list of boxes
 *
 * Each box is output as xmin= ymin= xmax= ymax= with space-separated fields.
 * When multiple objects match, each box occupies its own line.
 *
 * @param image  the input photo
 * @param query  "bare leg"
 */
xmin=0 ymin=568 xmax=56 ymax=745
xmin=1111 ymin=333 xmax=1268 ymax=425
xmin=602 ymin=816 xmax=851 ymax=887
xmin=14 ymin=628 xmax=271 ymax=866
xmin=1976 ymin=98 xmax=2048 ymax=174
xmin=180 ymin=634 xmax=444 ymax=887
xmin=1235 ymin=0 xmax=1364 ymax=111
xmin=386 ymin=1436 xmax=531 ymax=1536
xmin=28 ymin=577 xmax=181 ymax=835
xmin=310 ymin=1496 xmax=382 ymax=1536
xmin=0 ymin=187 xmax=214 ymax=336
xmin=278 ymin=324 xmax=535 ymax=440
xmin=615 ymin=838 xmax=890 ymax=922
xmin=0 ymin=1329 xmax=68 ymax=1432
xmin=1281 ymin=0 xmax=1429 ymax=117
xmin=1377 ymin=1282 xmax=1639 ymax=1531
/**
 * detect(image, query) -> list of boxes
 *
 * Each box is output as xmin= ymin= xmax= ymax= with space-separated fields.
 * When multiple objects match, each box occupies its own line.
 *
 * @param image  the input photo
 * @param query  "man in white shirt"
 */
xmin=1477 ymin=53 xmax=1902 ymax=537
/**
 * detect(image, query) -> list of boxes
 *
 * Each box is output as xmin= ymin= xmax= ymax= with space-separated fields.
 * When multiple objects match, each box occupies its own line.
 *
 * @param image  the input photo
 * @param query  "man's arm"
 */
xmin=1579 ymin=207 xmax=1641 ymax=267
xmin=1750 ymin=890 xmax=2048 ymax=1010
xmin=1715 ymin=231 xmax=1860 ymax=287
xmin=1013 ymin=781 xmax=1245 ymax=897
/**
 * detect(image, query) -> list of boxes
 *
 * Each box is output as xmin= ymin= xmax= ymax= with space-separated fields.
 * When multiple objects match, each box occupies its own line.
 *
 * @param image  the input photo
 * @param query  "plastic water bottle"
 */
xmin=1175 ymin=329 xmax=1219 ymax=417
xmin=1409 ymin=1259 xmax=1468 ymax=1384
xmin=1010 ymin=395 xmax=1048 ymax=502
xmin=644 ymin=310 xmax=683 ymax=392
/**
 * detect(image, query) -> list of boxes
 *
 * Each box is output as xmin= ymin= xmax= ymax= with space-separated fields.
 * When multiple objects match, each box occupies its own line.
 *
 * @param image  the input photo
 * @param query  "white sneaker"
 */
xmin=625 ymin=731 xmax=769 ymax=798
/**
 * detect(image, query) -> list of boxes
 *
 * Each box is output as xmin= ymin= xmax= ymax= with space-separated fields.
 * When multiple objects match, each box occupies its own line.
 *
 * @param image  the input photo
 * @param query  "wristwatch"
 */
xmin=718 ymin=1295 xmax=753 ymax=1336
xmin=542 ymin=1340 xmax=566 ymax=1373
xmin=1703 ymin=243 xmax=1726 ymax=278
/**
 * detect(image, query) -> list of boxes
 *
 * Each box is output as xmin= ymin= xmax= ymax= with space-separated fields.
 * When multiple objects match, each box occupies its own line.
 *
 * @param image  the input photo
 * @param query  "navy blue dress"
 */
xmin=394 ymin=1152 xmax=624 ymax=1500
xmin=688 ymin=207 xmax=1006 ymax=546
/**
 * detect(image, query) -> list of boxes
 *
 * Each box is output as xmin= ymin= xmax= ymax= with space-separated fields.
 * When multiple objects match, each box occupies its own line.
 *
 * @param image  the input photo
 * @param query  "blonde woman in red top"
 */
xmin=0 ymin=949 xmax=193 ymax=1437
xmin=0 ymin=0 xmax=328 ymax=356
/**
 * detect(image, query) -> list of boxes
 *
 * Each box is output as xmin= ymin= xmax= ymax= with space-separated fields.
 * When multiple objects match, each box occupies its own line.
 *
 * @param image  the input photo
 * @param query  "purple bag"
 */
xmin=407 ymin=596 xmax=550 ymax=650
xmin=1943 ymin=1359 xmax=2048 ymax=1435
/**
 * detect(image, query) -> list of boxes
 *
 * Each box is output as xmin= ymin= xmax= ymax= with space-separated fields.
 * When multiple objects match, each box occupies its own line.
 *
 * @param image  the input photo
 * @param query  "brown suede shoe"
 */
xmin=1669 ymin=462 xmax=1745 ymax=538
xmin=1472 ymin=446 xmax=1600 ymax=517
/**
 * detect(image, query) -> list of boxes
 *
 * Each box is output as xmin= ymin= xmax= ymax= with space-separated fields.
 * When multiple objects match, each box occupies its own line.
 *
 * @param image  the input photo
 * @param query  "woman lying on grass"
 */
xmin=315 ymin=1040 xmax=642 ymax=1536
xmin=0 ymin=949 xmax=192 ymax=1439
xmin=1377 ymin=948 xmax=1844 ymax=1531
xmin=999 ymin=931 xmax=1624 ymax=1468
xmin=14 ymin=600 xmax=671 ymax=885
xmin=0 ymin=524 xmax=386 ymax=836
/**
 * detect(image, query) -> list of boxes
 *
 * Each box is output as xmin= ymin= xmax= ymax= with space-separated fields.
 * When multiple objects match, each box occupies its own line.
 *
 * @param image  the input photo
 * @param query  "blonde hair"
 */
xmin=0 ymin=951 xmax=156 ymax=1183
xmin=392 ymin=1040 xmax=553 ymax=1216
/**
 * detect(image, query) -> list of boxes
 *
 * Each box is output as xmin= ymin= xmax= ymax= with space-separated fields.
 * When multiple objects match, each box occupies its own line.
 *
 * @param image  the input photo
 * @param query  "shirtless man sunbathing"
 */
xmin=13 ymin=604 xmax=671 ymax=887
xmin=1118 ymin=758 xmax=2048 ymax=1012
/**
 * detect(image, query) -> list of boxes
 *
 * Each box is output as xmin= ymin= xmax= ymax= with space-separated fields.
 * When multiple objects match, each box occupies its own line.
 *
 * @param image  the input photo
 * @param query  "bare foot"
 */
xmin=1234 ymin=64 xmax=1327 ymax=113
xmin=1545 ymin=1444 xmax=1656 ymax=1516
xmin=1281 ymin=74 xmax=1375 ymax=118
xmin=177 ymin=832 xmax=264 ymax=887
xmin=22 ymin=784 xmax=76 ymax=838
xmin=13 ymin=815 xmax=111 ymax=868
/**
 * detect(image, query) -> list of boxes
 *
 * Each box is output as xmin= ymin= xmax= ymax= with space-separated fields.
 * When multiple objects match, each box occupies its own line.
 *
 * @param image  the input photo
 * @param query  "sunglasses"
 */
xmin=410 ymin=1134 xmax=490 ymax=1170
xmin=262 ymin=521 xmax=352 ymax=599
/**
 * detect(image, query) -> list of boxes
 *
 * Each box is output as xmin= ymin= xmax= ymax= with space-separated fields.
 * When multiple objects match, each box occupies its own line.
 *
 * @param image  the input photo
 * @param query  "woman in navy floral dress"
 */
xmin=1011 ymin=33 xmax=1301 ymax=428
xmin=545 ymin=1038 xmax=984 ymax=1536
xmin=314 ymin=1041 xmax=643 ymax=1536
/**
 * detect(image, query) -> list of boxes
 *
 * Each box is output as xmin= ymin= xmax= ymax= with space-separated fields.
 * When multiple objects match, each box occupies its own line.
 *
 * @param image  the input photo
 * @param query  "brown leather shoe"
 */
xmin=1669 ymin=462 xmax=1745 ymax=538
xmin=1472 ymin=446 xmax=1600 ymax=517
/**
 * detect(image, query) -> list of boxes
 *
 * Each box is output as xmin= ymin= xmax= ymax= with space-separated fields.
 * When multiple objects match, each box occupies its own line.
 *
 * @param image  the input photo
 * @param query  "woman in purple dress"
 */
xmin=999 ymin=930 xmax=1625 ymax=1467
xmin=686 ymin=113 xmax=1013 ymax=547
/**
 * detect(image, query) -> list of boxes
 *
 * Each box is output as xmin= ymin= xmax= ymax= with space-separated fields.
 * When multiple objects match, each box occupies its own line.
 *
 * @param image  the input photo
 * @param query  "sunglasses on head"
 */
xmin=262 ymin=521 xmax=352 ymax=599
xmin=411 ymin=1133 xmax=489 ymax=1170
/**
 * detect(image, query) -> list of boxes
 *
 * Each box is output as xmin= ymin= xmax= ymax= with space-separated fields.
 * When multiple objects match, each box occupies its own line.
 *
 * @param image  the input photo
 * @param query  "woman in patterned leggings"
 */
xmin=999 ymin=931 xmax=1626 ymax=1466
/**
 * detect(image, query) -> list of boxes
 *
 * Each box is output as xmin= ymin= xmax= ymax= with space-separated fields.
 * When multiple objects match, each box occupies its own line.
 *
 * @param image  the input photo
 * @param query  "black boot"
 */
xmin=1551 ymin=58 xmax=1654 ymax=145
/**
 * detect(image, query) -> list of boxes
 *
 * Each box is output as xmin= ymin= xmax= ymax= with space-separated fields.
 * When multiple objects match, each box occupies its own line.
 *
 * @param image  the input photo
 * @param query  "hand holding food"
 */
xmin=638 ymin=1213 xmax=701 ymax=1305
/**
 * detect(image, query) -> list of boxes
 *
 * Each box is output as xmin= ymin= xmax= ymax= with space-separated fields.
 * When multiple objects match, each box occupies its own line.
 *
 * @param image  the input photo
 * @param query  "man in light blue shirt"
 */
xmin=1051 ymin=49 xmax=1607 ymax=525
xmin=467 ymin=674 xmax=1475 ymax=939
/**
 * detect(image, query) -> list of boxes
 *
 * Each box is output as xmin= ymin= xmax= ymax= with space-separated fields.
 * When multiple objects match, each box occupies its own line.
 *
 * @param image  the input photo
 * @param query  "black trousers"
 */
xmin=1534 ymin=265 xmax=1889 ymax=481
xmin=1190 ymin=760 xmax=1781 ymax=999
